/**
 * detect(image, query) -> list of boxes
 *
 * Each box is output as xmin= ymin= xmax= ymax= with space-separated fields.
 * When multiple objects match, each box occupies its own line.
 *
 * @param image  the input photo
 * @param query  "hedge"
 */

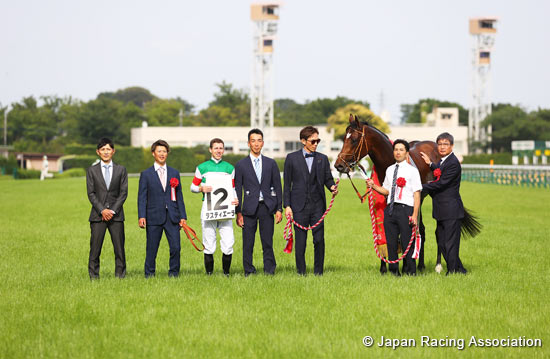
xmin=462 ymin=153 xmax=513 ymax=165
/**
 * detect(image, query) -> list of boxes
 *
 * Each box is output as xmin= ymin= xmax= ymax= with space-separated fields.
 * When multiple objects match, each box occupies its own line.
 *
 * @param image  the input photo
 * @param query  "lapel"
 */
xmin=94 ymin=163 xmax=108 ymax=191
xmin=247 ymin=155 xmax=260 ymax=185
xmin=109 ymin=163 xmax=119 ymax=190
xmin=260 ymin=155 xmax=269 ymax=185
xmin=297 ymin=150 xmax=309 ymax=183
xmin=152 ymin=165 xmax=166 ymax=192
xmin=313 ymin=153 xmax=322 ymax=180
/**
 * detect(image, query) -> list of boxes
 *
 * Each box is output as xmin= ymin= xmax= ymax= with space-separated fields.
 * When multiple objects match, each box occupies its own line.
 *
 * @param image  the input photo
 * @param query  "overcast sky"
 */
xmin=1 ymin=0 xmax=549 ymax=124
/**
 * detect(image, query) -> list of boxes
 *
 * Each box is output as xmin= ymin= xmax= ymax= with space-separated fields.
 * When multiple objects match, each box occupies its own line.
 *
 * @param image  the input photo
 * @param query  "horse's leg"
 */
xmin=380 ymin=259 xmax=387 ymax=274
xmin=417 ymin=207 xmax=426 ymax=272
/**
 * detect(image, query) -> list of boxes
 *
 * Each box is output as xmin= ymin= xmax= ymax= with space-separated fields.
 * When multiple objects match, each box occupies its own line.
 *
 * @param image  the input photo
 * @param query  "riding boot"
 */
xmin=204 ymin=254 xmax=214 ymax=275
xmin=222 ymin=253 xmax=232 ymax=276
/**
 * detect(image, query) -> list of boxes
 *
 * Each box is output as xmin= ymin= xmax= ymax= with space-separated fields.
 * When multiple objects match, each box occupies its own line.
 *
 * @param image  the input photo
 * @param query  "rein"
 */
xmin=283 ymin=179 xmax=340 ymax=253
xmin=367 ymin=189 xmax=421 ymax=263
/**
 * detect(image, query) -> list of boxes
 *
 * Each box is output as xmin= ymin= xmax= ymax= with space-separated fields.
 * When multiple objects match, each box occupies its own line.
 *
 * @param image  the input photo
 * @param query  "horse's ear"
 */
xmin=348 ymin=114 xmax=354 ymax=124
xmin=354 ymin=115 xmax=361 ymax=127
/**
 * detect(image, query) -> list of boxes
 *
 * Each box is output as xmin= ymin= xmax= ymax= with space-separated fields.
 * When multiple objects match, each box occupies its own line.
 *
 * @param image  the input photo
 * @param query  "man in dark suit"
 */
xmin=138 ymin=139 xmax=187 ymax=278
xmin=86 ymin=137 xmax=128 ymax=279
xmin=283 ymin=126 xmax=338 ymax=275
xmin=235 ymin=128 xmax=283 ymax=276
xmin=420 ymin=132 xmax=467 ymax=275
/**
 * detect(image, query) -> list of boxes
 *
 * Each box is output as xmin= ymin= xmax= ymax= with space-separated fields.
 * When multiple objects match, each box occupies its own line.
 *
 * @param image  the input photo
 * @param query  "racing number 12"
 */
xmin=206 ymin=188 xmax=228 ymax=211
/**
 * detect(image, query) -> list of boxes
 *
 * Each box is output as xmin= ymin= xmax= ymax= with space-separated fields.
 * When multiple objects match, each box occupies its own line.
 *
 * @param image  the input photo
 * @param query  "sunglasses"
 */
xmin=307 ymin=139 xmax=321 ymax=145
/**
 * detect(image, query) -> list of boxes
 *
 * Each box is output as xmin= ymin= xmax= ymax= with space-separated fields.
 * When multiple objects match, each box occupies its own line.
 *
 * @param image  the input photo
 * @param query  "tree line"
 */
xmin=1 ymin=83 xmax=548 ymax=154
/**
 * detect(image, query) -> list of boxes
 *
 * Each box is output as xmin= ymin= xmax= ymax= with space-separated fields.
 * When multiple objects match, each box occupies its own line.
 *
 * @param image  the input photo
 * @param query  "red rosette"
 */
xmin=169 ymin=178 xmax=179 ymax=201
xmin=396 ymin=177 xmax=406 ymax=200
xmin=433 ymin=168 xmax=441 ymax=182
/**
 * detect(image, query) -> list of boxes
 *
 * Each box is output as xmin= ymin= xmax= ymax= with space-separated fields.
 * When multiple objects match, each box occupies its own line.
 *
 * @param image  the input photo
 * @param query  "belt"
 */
xmin=390 ymin=203 xmax=412 ymax=208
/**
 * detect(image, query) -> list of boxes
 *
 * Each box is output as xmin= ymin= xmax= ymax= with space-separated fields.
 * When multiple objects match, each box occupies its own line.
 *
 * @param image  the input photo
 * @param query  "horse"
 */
xmin=334 ymin=114 xmax=481 ymax=273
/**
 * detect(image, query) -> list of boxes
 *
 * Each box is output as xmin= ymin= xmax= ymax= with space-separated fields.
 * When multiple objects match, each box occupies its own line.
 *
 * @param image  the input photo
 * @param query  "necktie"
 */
xmin=305 ymin=153 xmax=315 ymax=158
xmin=254 ymin=158 xmax=261 ymax=183
xmin=104 ymin=165 xmax=111 ymax=189
xmin=158 ymin=167 xmax=166 ymax=191
xmin=388 ymin=164 xmax=399 ymax=216
xmin=254 ymin=158 xmax=264 ymax=201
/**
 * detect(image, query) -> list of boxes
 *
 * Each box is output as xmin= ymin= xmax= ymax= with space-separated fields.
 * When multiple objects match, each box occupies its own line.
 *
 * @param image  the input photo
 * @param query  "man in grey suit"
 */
xmin=86 ymin=138 xmax=128 ymax=279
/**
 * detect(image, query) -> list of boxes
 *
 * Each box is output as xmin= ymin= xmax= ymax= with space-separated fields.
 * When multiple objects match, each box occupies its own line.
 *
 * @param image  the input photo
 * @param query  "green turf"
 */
xmin=0 ymin=177 xmax=548 ymax=358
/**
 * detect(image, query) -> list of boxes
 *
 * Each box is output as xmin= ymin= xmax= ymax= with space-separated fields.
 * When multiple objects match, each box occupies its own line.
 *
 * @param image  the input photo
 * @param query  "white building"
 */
xmin=131 ymin=109 xmax=467 ymax=160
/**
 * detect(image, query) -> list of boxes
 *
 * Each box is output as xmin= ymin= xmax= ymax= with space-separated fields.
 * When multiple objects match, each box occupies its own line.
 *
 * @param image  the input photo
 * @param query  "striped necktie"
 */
xmin=254 ymin=158 xmax=264 ymax=201
xmin=388 ymin=164 xmax=399 ymax=216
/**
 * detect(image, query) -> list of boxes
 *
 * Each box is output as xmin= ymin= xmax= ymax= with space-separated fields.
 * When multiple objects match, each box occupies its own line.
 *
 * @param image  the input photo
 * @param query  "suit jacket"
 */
xmin=422 ymin=152 xmax=464 ymax=220
xmin=86 ymin=162 xmax=128 ymax=222
xmin=235 ymin=155 xmax=282 ymax=216
xmin=137 ymin=165 xmax=187 ymax=225
xmin=283 ymin=150 xmax=335 ymax=213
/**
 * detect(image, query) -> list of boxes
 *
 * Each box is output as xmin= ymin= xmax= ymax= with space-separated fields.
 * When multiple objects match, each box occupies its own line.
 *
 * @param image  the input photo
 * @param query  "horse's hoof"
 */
xmin=417 ymin=264 xmax=425 ymax=272
xmin=380 ymin=265 xmax=387 ymax=275
xmin=435 ymin=264 xmax=443 ymax=273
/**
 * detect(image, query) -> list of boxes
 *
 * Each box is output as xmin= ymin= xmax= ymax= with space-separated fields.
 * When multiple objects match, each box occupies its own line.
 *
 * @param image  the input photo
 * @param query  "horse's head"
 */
xmin=334 ymin=114 xmax=368 ymax=173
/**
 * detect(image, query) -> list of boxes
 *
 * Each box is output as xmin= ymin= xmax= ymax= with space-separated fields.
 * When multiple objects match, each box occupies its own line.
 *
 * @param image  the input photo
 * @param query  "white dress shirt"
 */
xmin=381 ymin=160 xmax=422 ymax=207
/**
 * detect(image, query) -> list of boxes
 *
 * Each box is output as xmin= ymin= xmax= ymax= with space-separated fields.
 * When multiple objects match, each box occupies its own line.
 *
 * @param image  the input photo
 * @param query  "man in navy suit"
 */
xmin=284 ymin=126 xmax=338 ymax=275
xmin=420 ymin=132 xmax=467 ymax=275
xmin=235 ymin=129 xmax=283 ymax=276
xmin=138 ymin=139 xmax=187 ymax=277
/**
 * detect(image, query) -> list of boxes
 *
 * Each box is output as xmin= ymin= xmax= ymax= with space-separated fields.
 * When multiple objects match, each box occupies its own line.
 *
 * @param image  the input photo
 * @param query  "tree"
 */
xmin=195 ymin=81 xmax=249 ymax=126
xmin=482 ymin=104 xmax=529 ymax=152
xmin=7 ymin=96 xmax=61 ymax=151
xmin=76 ymin=97 xmax=142 ymax=146
xmin=144 ymin=99 xmax=192 ymax=126
xmin=402 ymin=98 xmax=468 ymax=126
xmin=98 ymin=86 xmax=157 ymax=108
xmin=327 ymin=104 xmax=390 ymax=140
xmin=275 ymin=96 xmax=370 ymax=126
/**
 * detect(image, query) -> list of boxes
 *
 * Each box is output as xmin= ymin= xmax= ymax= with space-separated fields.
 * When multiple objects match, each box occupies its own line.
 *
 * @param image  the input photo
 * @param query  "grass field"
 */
xmin=1 ymin=177 xmax=549 ymax=358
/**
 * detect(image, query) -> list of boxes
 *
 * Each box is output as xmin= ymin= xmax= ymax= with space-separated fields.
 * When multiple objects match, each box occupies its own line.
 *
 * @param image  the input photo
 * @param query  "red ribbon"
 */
xmin=433 ymin=168 xmax=441 ymax=182
xmin=170 ymin=178 xmax=179 ymax=201
xmin=396 ymin=177 xmax=406 ymax=200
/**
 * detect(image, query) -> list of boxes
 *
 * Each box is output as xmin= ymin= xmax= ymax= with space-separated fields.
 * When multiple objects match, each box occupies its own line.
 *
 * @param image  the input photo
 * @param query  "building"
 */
xmin=14 ymin=153 xmax=63 ymax=172
xmin=132 ymin=115 xmax=468 ymax=160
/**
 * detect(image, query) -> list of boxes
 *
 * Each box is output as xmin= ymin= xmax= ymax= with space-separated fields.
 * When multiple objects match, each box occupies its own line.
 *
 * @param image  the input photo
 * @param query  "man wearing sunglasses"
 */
xmin=283 ymin=126 xmax=338 ymax=275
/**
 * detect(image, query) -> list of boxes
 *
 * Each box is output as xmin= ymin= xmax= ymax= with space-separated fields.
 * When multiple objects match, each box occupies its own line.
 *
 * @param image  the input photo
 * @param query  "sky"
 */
xmin=1 ymin=0 xmax=549 ymax=124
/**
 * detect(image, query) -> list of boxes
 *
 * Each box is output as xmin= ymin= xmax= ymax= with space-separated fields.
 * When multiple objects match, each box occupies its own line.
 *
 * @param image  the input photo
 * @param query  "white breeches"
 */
xmin=201 ymin=219 xmax=234 ymax=255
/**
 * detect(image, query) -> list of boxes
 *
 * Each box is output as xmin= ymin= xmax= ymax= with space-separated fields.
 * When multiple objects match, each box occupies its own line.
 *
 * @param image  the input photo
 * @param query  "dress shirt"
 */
xmin=381 ymin=160 xmax=422 ymax=207
xmin=302 ymin=149 xmax=314 ymax=173
xmin=250 ymin=153 xmax=264 ymax=201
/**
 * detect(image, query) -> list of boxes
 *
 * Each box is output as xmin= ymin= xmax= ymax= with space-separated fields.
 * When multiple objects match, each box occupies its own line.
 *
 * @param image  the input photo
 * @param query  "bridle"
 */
xmin=337 ymin=125 xmax=371 ymax=202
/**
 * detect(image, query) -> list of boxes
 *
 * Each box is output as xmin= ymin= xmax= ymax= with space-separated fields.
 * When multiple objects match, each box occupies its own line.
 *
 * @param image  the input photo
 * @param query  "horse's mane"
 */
xmin=346 ymin=120 xmax=390 ymax=141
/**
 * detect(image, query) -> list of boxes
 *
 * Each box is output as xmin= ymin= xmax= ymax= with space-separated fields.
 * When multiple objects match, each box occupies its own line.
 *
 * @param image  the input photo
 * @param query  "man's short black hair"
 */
xmin=248 ymin=128 xmax=264 ymax=141
xmin=97 ymin=137 xmax=114 ymax=150
xmin=436 ymin=132 xmax=454 ymax=145
xmin=299 ymin=126 xmax=319 ymax=141
xmin=151 ymin=139 xmax=170 ymax=152
xmin=393 ymin=139 xmax=410 ymax=152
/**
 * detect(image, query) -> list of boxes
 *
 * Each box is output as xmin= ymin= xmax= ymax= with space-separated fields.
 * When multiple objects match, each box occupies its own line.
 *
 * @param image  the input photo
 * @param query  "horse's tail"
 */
xmin=461 ymin=207 xmax=482 ymax=238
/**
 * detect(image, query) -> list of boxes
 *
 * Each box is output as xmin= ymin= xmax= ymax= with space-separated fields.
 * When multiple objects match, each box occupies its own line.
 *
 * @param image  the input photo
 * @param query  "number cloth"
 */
xmin=190 ymin=158 xmax=236 ymax=255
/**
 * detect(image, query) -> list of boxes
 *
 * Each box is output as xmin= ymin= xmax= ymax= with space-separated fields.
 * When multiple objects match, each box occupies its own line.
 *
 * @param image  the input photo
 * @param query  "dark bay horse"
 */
xmin=334 ymin=114 xmax=480 ymax=273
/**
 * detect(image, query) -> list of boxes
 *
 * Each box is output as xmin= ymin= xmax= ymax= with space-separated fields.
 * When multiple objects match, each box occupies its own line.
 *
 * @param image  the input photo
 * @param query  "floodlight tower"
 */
xmin=251 ymin=2 xmax=280 ymax=154
xmin=469 ymin=17 xmax=497 ymax=153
